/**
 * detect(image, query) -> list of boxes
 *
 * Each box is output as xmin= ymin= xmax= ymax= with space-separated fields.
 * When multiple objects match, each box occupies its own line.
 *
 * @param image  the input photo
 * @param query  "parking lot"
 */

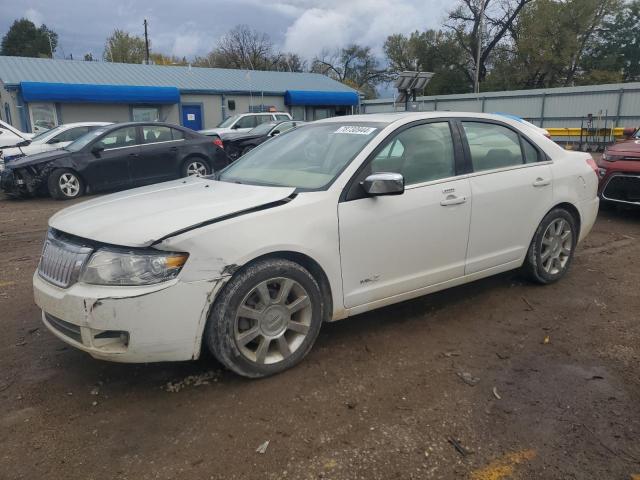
xmin=0 ymin=191 xmax=638 ymax=480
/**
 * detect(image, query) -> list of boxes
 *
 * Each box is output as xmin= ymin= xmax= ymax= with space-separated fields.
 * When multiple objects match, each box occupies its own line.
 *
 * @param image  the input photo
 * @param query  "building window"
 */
xmin=132 ymin=107 xmax=159 ymax=122
xmin=4 ymin=103 xmax=11 ymax=125
xmin=29 ymin=102 xmax=58 ymax=134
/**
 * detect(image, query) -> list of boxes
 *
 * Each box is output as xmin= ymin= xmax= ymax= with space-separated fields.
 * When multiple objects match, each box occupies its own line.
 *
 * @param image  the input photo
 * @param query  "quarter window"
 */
xmin=462 ymin=122 xmax=527 ymax=171
xmin=367 ymin=122 xmax=456 ymax=186
xmin=522 ymin=137 xmax=541 ymax=163
xmin=171 ymin=128 xmax=185 ymax=140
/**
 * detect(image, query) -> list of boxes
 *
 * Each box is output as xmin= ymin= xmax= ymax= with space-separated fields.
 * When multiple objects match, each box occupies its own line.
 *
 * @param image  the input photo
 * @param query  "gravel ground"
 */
xmin=0 ymin=193 xmax=639 ymax=480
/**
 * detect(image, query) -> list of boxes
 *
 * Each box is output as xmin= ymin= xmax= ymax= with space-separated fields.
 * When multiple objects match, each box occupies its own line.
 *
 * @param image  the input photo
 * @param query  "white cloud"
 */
xmin=25 ymin=7 xmax=44 ymax=26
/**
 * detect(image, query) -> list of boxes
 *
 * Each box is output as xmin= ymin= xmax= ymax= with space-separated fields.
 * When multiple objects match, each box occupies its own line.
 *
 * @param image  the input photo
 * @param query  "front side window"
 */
xmin=51 ymin=126 xmax=90 ymax=143
xmin=462 ymin=122 xmax=527 ymax=171
xmin=219 ymin=123 xmax=383 ymax=189
xmin=367 ymin=122 xmax=456 ymax=186
xmin=142 ymin=125 xmax=172 ymax=143
xmin=132 ymin=107 xmax=159 ymax=122
xmin=96 ymin=127 xmax=138 ymax=150
xmin=256 ymin=115 xmax=272 ymax=125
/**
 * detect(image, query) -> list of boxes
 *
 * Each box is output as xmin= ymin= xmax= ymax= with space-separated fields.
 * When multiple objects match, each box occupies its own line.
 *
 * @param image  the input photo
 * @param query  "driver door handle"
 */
xmin=533 ymin=177 xmax=550 ymax=187
xmin=440 ymin=194 xmax=467 ymax=206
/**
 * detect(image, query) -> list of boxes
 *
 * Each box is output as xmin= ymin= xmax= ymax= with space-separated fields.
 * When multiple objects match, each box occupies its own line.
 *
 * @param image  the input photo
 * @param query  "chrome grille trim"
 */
xmin=38 ymin=230 xmax=93 ymax=288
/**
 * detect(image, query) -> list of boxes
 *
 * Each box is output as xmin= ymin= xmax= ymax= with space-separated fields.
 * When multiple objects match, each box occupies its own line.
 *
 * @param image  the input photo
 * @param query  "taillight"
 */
xmin=586 ymin=157 xmax=598 ymax=173
xmin=213 ymin=137 xmax=223 ymax=149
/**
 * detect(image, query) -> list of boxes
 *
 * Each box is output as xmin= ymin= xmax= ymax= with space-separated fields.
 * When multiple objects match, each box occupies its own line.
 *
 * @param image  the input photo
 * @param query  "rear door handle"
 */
xmin=533 ymin=177 xmax=550 ymax=187
xmin=440 ymin=195 xmax=467 ymax=206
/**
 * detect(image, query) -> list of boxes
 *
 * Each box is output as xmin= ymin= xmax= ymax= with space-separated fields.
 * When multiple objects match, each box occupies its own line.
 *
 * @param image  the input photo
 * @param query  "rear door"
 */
xmin=460 ymin=120 xmax=554 ymax=274
xmin=129 ymin=125 xmax=182 ymax=185
xmin=82 ymin=126 xmax=139 ymax=190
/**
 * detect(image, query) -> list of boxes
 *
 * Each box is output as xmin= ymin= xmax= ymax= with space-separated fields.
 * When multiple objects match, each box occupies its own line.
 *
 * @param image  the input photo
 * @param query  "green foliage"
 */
xmin=103 ymin=30 xmax=146 ymax=63
xmin=1 ymin=18 xmax=57 ymax=58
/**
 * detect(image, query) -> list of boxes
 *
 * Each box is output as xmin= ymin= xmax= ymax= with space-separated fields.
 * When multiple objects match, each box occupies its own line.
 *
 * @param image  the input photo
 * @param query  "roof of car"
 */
xmin=56 ymin=122 xmax=113 ymax=128
xmin=315 ymin=112 xmax=531 ymax=124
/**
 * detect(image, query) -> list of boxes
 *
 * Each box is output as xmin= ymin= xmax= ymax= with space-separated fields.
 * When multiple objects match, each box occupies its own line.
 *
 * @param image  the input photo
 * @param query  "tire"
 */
xmin=205 ymin=258 xmax=324 ymax=378
xmin=523 ymin=208 xmax=578 ymax=284
xmin=48 ymin=168 xmax=85 ymax=200
xmin=182 ymin=158 xmax=211 ymax=177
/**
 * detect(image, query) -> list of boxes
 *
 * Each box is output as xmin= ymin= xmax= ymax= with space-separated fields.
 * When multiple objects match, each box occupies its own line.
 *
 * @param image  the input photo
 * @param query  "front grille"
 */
xmin=603 ymin=174 xmax=640 ymax=205
xmin=38 ymin=231 xmax=93 ymax=288
xmin=45 ymin=313 xmax=83 ymax=344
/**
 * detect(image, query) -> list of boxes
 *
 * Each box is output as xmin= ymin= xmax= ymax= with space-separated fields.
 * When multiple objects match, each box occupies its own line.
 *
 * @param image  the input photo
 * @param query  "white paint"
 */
xmin=35 ymin=112 xmax=599 ymax=363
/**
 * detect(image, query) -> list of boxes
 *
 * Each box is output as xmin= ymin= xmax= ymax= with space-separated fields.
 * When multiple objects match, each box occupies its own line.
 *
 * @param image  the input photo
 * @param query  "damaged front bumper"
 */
xmin=33 ymin=273 xmax=223 ymax=363
xmin=0 ymin=166 xmax=46 ymax=197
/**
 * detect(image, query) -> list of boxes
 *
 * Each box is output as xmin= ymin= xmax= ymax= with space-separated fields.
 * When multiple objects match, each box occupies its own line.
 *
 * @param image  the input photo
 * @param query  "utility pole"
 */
xmin=47 ymin=32 xmax=54 ymax=59
xmin=474 ymin=1 xmax=486 ymax=94
xmin=143 ymin=19 xmax=150 ymax=64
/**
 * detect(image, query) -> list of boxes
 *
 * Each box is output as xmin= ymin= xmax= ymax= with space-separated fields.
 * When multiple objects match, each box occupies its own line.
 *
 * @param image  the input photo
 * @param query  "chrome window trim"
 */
xmin=102 ymin=144 xmax=139 ymax=152
xmin=139 ymin=138 xmax=185 ymax=147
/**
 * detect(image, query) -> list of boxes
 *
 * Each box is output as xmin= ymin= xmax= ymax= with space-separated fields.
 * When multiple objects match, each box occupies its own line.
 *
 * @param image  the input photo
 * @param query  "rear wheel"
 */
xmin=206 ymin=258 xmax=324 ymax=378
xmin=48 ymin=168 xmax=85 ymax=200
xmin=182 ymin=158 xmax=210 ymax=177
xmin=523 ymin=208 xmax=577 ymax=284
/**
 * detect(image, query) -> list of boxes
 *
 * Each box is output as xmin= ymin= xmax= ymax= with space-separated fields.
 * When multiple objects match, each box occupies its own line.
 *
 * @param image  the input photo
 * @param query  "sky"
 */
xmin=0 ymin=0 xmax=451 ymax=61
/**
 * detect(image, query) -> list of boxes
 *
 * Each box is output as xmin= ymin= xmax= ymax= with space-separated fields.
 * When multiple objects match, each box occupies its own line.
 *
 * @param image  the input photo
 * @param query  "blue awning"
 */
xmin=20 ymin=82 xmax=180 ymax=104
xmin=285 ymin=90 xmax=359 ymax=106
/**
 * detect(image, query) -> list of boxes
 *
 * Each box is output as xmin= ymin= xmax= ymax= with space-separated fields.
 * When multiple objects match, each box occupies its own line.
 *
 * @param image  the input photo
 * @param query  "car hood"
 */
xmin=607 ymin=139 xmax=640 ymax=157
xmin=49 ymin=177 xmax=296 ymax=247
xmin=6 ymin=149 xmax=70 ymax=168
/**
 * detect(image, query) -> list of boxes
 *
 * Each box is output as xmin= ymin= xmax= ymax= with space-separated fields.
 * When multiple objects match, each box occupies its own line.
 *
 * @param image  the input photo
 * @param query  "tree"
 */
xmin=149 ymin=53 xmax=189 ymax=66
xmin=1 ymin=18 xmax=57 ymax=58
xmin=384 ymin=30 xmax=472 ymax=94
xmin=446 ymin=0 xmax=533 ymax=85
xmin=272 ymin=53 xmax=307 ymax=73
xmin=103 ymin=30 xmax=146 ymax=63
xmin=581 ymin=0 xmax=640 ymax=83
xmin=311 ymin=45 xmax=389 ymax=98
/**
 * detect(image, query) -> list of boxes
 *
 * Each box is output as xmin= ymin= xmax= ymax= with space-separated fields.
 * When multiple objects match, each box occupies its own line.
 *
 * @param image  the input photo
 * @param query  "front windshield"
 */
xmin=248 ymin=122 xmax=277 ymax=136
xmin=31 ymin=125 xmax=64 ymax=143
xmin=66 ymin=127 xmax=110 ymax=152
xmin=217 ymin=115 xmax=240 ymax=128
xmin=219 ymin=122 xmax=384 ymax=189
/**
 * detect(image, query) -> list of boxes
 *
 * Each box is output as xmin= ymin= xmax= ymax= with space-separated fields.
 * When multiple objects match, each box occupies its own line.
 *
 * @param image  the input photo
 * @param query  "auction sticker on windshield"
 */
xmin=334 ymin=126 xmax=377 ymax=135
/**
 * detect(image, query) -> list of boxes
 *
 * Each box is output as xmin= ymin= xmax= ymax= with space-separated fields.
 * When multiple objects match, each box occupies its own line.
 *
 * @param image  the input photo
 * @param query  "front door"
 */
xmin=83 ymin=126 xmax=138 ymax=190
xmin=338 ymin=121 xmax=472 ymax=309
xmin=181 ymin=104 xmax=203 ymax=131
xmin=459 ymin=121 xmax=554 ymax=274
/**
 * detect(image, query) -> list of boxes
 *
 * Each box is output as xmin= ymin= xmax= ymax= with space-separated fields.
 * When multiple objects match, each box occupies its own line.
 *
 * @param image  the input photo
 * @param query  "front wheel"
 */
xmin=182 ymin=158 xmax=211 ymax=177
xmin=205 ymin=259 xmax=324 ymax=378
xmin=48 ymin=168 xmax=85 ymax=200
xmin=523 ymin=208 xmax=578 ymax=284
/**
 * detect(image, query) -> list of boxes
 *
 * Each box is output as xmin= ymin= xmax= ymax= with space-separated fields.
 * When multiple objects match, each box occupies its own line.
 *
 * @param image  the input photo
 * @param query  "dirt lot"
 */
xmin=1 ymin=193 xmax=639 ymax=480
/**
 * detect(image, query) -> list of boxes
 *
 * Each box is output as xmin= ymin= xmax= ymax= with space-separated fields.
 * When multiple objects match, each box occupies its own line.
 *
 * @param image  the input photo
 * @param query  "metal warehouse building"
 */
xmin=0 ymin=56 xmax=359 ymax=133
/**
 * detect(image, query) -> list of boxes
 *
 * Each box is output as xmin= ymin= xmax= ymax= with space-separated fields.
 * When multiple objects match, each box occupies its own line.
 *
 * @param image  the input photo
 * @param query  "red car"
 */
xmin=597 ymin=127 xmax=640 ymax=206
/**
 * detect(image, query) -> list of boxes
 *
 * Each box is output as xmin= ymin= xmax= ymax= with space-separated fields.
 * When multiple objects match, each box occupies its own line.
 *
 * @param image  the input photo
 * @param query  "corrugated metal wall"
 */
xmin=361 ymin=83 xmax=640 ymax=128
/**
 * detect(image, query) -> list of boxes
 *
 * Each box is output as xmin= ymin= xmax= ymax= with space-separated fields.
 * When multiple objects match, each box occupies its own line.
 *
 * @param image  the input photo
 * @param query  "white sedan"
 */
xmin=1 ymin=122 xmax=112 ymax=162
xmin=33 ymin=113 xmax=599 ymax=377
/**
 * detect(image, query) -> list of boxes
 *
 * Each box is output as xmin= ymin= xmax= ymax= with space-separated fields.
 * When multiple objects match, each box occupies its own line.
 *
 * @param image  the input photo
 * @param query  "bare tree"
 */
xmin=446 ymin=0 xmax=533 ymax=84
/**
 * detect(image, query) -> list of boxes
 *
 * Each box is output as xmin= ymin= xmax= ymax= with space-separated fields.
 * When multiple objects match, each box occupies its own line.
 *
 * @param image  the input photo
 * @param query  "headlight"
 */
xmin=79 ymin=249 xmax=189 ymax=286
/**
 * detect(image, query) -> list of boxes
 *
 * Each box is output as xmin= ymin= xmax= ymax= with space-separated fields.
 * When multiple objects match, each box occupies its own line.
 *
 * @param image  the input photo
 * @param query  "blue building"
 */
xmin=0 ymin=56 xmax=359 ymax=133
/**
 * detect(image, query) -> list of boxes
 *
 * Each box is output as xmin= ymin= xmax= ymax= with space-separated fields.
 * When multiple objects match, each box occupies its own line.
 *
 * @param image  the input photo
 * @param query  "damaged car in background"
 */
xmin=0 ymin=122 xmax=229 ymax=200
xmin=33 ymin=113 xmax=599 ymax=378
xmin=597 ymin=126 xmax=640 ymax=207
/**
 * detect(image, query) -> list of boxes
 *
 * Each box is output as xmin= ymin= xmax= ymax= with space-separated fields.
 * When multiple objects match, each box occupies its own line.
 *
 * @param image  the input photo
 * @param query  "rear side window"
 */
xmin=142 ymin=126 xmax=173 ymax=143
xmin=235 ymin=116 xmax=257 ymax=129
xmin=462 ymin=122 xmax=525 ymax=171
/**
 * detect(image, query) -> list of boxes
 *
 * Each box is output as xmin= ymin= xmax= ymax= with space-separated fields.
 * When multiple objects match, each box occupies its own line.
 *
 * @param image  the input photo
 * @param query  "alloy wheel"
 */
xmin=234 ymin=277 xmax=312 ymax=365
xmin=186 ymin=161 xmax=208 ymax=176
xmin=58 ymin=173 xmax=80 ymax=197
xmin=540 ymin=218 xmax=573 ymax=275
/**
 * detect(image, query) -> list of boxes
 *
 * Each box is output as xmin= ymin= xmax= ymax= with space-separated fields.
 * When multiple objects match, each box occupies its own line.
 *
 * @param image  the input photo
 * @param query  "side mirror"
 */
xmin=91 ymin=145 xmax=104 ymax=156
xmin=17 ymin=140 xmax=31 ymax=147
xmin=271 ymin=130 xmax=281 ymax=136
xmin=231 ymin=123 xmax=241 ymax=130
xmin=360 ymin=172 xmax=404 ymax=196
